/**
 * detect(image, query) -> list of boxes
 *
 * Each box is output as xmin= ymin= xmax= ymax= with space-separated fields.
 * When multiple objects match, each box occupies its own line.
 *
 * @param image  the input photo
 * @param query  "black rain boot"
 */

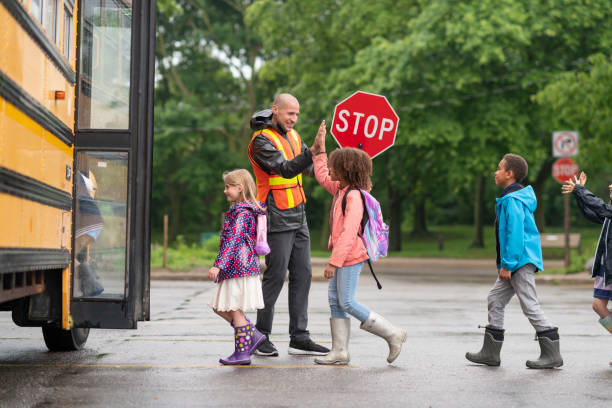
xmin=526 ymin=327 xmax=563 ymax=369
xmin=78 ymin=262 xmax=104 ymax=297
xmin=465 ymin=326 xmax=504 ymax=366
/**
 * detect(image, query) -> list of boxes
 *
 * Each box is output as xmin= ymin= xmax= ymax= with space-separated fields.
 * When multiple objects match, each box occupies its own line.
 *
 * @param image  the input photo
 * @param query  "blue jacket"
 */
xmin=495 ymin=185 xmax=544 ymax=273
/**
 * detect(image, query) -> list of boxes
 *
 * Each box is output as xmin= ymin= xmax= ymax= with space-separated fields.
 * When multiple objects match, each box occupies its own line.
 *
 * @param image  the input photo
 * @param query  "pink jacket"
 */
xmin=313 ymin=154 xmax=369 ymax=268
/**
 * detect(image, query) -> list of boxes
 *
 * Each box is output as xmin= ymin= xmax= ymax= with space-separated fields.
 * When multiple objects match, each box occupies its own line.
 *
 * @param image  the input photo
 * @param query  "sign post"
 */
xmin=552 ymin=157 xmax=579 ymax=268
xmin=330 ymin=91 xmax=399 ymax=158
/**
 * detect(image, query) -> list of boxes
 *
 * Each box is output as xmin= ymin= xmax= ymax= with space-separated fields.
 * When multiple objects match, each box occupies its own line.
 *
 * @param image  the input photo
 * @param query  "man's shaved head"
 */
xmin=272 ymin=93 xmax=300 ymax=131
xmin=273 ymin=93 xmax=299 ymax=110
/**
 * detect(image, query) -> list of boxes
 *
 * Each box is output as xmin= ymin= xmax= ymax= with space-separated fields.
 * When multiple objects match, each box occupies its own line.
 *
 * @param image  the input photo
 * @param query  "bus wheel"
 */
xmin=42 ymin=325 xmax=90 ymax=351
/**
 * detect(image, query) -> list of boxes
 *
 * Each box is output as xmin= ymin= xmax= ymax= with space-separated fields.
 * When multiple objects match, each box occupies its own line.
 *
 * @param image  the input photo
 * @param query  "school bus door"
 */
xmin=70 ymin=0 xmax=155 ymax=329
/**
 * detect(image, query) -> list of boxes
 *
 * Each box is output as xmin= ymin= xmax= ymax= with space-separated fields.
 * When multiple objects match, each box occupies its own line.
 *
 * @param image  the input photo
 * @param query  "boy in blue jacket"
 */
xmin=466 ymin=154 xmax=563 ymax=369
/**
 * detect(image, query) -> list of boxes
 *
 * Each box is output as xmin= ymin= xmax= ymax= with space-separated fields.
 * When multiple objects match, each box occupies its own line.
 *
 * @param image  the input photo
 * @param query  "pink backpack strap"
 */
xmin=255 ymin=214 xmax=270 ymax=256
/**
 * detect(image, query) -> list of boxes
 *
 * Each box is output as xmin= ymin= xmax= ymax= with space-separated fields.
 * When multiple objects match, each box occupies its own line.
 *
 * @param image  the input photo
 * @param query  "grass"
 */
xmin=150 ymin=235 xmax=219 ymax=271
xmin=152 ymin=225 xmax=602 ymax=274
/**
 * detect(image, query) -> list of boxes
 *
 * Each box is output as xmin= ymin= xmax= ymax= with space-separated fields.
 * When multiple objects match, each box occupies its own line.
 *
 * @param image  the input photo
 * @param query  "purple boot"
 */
xmin=248 ymin=322 xmax=266 ymax=355
xmin=220 ymin=324 xmax=252 ymax=365
xmin=226 ymin=320 xmax=265 ymax=356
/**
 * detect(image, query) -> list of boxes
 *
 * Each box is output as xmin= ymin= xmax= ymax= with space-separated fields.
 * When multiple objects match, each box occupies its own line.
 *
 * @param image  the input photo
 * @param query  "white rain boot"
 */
xmin=360 ymin=311 xmax=407 ymax=363
xmin=315 ymin=318 xmax=350 ymax=365
xmin=599 ymin=314 xmax=612 ymax=366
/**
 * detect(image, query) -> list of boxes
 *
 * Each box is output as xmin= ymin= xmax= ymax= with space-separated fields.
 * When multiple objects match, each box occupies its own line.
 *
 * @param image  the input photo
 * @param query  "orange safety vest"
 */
xmin=249 ymin=127 xmax=306 ymax=209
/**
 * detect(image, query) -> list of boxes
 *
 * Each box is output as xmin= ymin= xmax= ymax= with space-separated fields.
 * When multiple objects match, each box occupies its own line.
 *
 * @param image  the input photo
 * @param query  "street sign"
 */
xmin=552 ymin=158 xmax=579 ymax=184
xmin=330 ymin=91 xmax=399 ymax=158
xmin=552 ymin=131 xmax=579 ymax=157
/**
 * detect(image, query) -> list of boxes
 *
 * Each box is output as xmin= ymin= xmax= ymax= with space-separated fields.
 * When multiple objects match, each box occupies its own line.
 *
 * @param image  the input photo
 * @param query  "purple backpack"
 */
xmin=341 ymin=188 xmax=389 ymax=289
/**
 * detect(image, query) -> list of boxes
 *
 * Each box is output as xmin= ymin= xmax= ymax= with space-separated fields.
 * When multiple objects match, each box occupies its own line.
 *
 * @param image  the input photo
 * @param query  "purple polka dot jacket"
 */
xmin=214 ymin=200 xmax=266 ymax=282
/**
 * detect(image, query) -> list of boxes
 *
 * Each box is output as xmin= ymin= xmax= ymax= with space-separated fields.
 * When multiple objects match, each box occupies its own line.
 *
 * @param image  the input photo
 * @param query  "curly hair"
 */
xmin=328 ymin=148 xmax=372 ymax=190
xmin=502 ymin=153 xmax=528 ymax=183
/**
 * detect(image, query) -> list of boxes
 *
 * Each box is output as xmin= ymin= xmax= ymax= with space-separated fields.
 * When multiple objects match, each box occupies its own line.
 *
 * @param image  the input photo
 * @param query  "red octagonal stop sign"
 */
xmin=330 ymin=91 xmax=399 ymax=158
xmin=552 ymin=158 xmax=579 ymax=184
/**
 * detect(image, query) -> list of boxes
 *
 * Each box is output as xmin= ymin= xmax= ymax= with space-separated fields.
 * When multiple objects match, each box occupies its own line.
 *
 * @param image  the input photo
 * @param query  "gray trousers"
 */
xmin=487 ymin=264 xmax=554 ymax=332
xmin=256 ymin=223 xmax=312 ymax=341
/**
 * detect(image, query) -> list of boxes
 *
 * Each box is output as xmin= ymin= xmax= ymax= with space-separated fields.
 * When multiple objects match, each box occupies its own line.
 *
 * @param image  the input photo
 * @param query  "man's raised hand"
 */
xmin=310 ymin=120 xmax=326 ymax=154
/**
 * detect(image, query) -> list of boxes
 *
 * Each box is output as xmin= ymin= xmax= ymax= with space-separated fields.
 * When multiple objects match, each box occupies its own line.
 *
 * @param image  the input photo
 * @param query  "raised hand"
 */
xmin=562 ymin=172 xmax=586 ymax=194
xmin=310 ymin=120 xmax=326 ymax=154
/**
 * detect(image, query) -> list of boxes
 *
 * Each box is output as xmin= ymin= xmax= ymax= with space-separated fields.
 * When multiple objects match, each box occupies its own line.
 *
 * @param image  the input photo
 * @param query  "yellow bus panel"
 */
xmin=1 ymin=97 xmax=73 ymax=193
xmin=0 ymin=3 xmax=74 ymax=129
xmin=0 ymin=193 xmax=70 ymax=248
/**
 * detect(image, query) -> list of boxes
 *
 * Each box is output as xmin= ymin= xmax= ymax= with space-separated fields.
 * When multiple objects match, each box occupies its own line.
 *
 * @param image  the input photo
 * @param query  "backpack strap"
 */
xmin=366 ymin=259 xmax=383 ymax=290
xmin=341 ymin=187 xmax=369 ymax=231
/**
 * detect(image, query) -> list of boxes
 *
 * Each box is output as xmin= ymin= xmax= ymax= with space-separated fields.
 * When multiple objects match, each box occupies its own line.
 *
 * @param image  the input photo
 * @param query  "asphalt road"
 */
xmin=0 ymin=269 xmax=610 ymax=408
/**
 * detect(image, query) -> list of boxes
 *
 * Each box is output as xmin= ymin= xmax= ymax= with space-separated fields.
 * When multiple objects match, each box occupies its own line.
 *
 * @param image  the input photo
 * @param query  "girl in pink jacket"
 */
xmin=311 ymin=122 xmax=407 ymax=365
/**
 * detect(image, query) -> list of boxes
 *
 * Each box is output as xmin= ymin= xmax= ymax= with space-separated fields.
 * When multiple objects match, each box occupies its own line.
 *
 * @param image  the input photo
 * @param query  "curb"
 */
xmin=151 ymin=258 xmax=593 ymax=285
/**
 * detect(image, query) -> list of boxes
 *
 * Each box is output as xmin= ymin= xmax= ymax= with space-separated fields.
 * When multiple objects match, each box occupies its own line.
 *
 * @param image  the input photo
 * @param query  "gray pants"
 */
xmin=487 ymin=264 xmax=553 ymax=332
xmin=256 ymin=223 xmax=312 ymax=341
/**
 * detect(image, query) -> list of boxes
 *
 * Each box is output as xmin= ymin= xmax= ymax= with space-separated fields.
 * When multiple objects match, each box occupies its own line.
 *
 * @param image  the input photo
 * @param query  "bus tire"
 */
xmin=42 ymin=325 xmax=90 ymax=351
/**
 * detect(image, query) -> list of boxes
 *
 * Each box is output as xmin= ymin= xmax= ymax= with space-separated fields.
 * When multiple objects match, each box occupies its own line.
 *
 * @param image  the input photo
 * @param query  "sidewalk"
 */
xmin=151 ymin=257 xmax=593 ymax=285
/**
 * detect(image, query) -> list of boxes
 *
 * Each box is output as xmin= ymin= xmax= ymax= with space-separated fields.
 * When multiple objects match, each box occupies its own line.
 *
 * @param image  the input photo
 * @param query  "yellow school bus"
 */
xmin=0 ymin=0 xmax=155 ymax=350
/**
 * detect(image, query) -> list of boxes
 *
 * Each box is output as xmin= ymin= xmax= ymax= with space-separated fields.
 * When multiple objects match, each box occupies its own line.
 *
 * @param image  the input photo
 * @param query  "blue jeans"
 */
xmin=328 ymin=262 xmax=371 ymax=323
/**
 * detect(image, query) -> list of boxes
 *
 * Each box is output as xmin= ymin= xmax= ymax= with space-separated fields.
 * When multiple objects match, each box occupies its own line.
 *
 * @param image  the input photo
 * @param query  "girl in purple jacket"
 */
xmin=208 ymin=169 xmax=266 ymax=365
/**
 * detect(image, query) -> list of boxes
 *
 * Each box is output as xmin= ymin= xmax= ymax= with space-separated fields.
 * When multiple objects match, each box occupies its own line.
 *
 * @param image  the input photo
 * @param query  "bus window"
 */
xmin=43 ymin=0 xmax=59 ymax=42
xmin=78 ymin=0 xmax=132 ymax=129
xmin=54 ymin=0 xmax=62 ymax=46
xmin=63 ymin=2 xmax=74 ymax=60
xmin=30 ymin=0 xmax=44 ymax=24
xmin=74 ymin=151 xmax=128 ymax=299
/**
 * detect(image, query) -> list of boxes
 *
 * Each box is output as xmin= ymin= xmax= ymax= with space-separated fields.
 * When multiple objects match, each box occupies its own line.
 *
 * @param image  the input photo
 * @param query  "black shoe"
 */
xmin=254 ymin=337 xmax=278 ymax=356
xmin=78 ymin=263 xmax=104 ymax=297
xmin=288 ymin=339 xmax=330 ymax=356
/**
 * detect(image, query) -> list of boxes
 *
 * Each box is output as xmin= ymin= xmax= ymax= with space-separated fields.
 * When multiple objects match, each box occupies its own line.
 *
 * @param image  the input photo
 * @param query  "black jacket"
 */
xmin=248 ymin=113 xmax=313 ymax=232
xmin=573 ymin=185 xmax=612 ymax=285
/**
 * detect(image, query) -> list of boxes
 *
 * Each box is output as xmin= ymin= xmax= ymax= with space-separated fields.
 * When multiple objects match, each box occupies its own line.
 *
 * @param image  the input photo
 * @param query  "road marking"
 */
xmin=0 ymin=363 xmax=358 ymax=369
xmin=123 ymin=338 xmax=331 ymax=344
xmin=144 ymin=320 xmax=329 ymax=327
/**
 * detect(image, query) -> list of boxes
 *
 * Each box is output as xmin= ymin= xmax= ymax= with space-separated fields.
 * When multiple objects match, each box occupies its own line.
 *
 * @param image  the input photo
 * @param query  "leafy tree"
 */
xmin=154 ymin=0 xmax=268 ymax=241
xmin=247 ymin=0 xmax=612 ymax=249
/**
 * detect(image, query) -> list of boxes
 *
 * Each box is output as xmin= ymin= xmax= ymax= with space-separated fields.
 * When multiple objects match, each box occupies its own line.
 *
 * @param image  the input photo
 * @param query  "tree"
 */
xmin=154 ymin=0 xmax=269 ymax=241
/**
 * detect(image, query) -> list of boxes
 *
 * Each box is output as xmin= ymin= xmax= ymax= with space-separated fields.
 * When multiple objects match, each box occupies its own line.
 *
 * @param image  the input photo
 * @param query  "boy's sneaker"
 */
xmin=254 ymin=337 xmax=278 ymax=356
xmin=288 ymin=339 xmax=330 ymax=356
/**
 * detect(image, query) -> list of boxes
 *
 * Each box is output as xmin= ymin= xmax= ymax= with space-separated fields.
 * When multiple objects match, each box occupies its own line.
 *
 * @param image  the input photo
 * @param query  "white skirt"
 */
xmin=209 ymin=275 xmax=264 ymax=312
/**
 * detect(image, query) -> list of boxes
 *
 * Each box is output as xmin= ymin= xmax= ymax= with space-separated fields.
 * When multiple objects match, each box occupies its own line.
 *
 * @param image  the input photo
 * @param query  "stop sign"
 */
xmin=552 ymin=158 xmax=579 ymax=183
xmin=330 ymin=91 xmax=399 ymax=158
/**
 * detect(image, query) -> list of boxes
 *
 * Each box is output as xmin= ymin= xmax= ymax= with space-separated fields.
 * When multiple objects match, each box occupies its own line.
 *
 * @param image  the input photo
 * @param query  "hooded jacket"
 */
xmin=214 ymin=201 xmax=266 ymax=282
xmin=248 ymin=110 xmax=313 ymax=232
xmin=495 ymin=185 xmax=544 ymax=273
xmin=572 ymin=185 xmax=612 ymax=286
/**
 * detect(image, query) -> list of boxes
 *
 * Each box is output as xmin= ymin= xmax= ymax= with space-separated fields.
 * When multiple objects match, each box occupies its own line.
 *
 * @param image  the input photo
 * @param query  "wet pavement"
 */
xmin=1 ymin=268 xmax=610 ymax=407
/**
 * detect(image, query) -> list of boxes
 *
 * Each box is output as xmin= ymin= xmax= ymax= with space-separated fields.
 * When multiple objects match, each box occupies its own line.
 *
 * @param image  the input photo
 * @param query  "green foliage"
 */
xmin=535 ymin=54 xmax=612 ymax=171
xmin=246 ymin=0 xmax=612 ymax=242
xmin=153 ymin=0 xmax=612 ymax=253
xmin=154 ymin=0 xmax=270 ymax=242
